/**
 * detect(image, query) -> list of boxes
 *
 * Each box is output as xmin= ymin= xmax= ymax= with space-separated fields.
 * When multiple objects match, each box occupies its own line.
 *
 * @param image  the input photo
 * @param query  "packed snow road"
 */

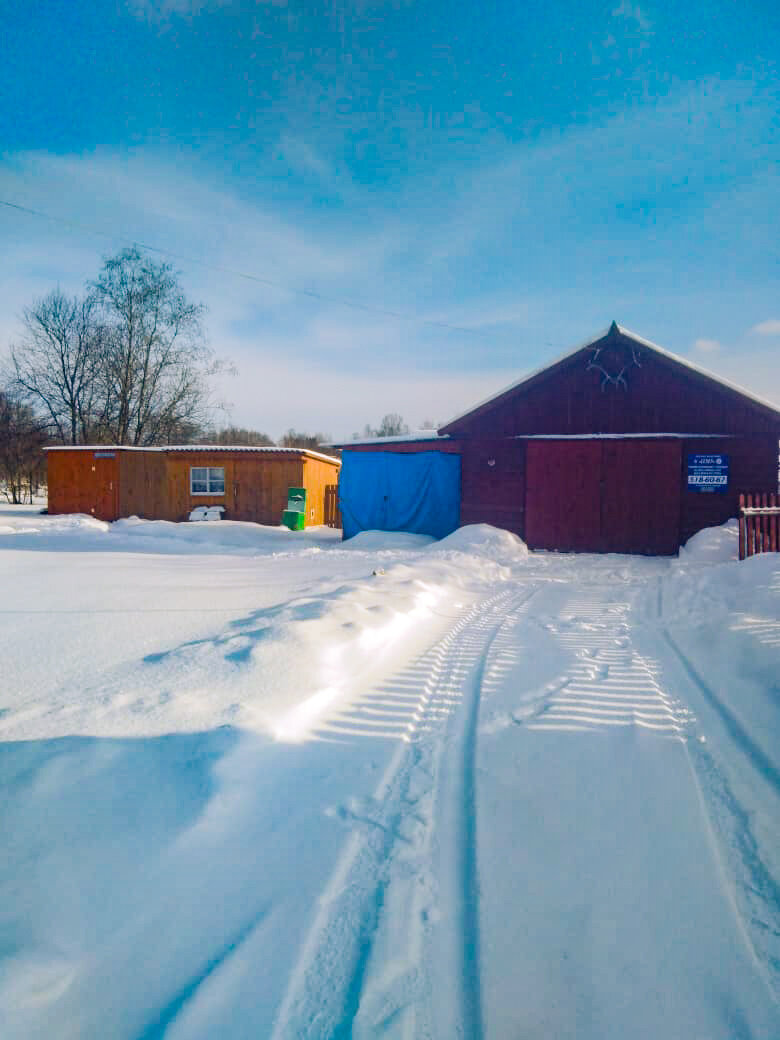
xmin=0 ymin=507 xmax=778 ymax=1038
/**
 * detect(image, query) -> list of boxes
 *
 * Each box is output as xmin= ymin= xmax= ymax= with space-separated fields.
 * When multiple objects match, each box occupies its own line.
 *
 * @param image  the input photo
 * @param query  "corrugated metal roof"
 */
xmin=327 ymin=432 xmax=450 ymax=449
xmin=45 ymin=444 xmax=341 ymax=464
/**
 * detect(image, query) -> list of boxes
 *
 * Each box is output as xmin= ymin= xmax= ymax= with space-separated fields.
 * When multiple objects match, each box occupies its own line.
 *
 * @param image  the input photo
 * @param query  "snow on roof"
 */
xmin=163 ymin=445 xmax=341 ymax=464
xmin=440 ymin=322 xmax=780 ymax=431
xmin=327 ymin=431 xmax=450 ymax=448
xmin=513 ymin=432 xmax=731 ymax=440
xmin=45 ymin=444 xmax=341 ymax=464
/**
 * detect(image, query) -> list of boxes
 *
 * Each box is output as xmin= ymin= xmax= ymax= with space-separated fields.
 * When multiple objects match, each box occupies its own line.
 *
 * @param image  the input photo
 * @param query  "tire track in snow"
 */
xmin=656 ymin=628 xmax=780 ymax=999
xmin=270 ymin=586 xmax=534 ymax=1040
xmin=662 ymin=629 xmax=780 ymax=796
xmin=425 ymin=584 xmax=541 ymax=1040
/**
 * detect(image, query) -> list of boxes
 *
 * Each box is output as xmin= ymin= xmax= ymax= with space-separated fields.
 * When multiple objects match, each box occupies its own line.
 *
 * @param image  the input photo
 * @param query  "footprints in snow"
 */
xmin=482 ymin=605 xmax=695 ymax=739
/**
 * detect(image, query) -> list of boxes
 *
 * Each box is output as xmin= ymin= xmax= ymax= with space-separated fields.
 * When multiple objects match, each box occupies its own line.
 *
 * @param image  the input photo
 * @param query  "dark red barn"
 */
xmin=337 ymin=323 xmax=780 ymax=554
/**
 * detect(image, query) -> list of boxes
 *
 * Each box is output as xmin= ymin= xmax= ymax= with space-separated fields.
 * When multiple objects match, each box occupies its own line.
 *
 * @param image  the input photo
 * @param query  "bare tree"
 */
xmin=8 ymin=289 xmax=102 ymax=444
xmin=376 ymin=413 xmax=409 ymax=437
xmin=351 ymin=414 xmax=410 ymax=440
xmin=200 ymin=426 xmax=275 ymax=446
xmin=0 ymin=390 xmax=47 ymax=504
xmin=92 ymin=247 xmax=216 ymax=445
xmin=279 ymin=428 xmax=330 ymax=450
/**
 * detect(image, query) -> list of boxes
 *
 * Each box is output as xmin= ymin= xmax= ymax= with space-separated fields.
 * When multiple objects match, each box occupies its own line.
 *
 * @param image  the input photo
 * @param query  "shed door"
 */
xmin=525 ymin=441 xmax=601 ymax=551
xmin=601 ymin=441 xmax=681 ymax=555
xmin=90 ymin=456 xmax=119 ymax=520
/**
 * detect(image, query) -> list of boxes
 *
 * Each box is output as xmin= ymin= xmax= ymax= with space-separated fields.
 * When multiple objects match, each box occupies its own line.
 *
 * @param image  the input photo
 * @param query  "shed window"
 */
xmin=190 ymin=466 xmax=225 ymax=495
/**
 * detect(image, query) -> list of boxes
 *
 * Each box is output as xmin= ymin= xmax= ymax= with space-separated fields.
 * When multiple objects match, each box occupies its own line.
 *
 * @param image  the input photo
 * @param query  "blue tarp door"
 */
xmin=339 ymin=451 xmax=461 ymax=540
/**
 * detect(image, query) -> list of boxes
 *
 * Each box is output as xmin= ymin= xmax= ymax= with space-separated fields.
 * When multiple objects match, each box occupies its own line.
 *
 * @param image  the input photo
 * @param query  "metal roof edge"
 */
xmin=327 ymin=433 xmax=452 ymax=449
xmin=613 ymin=324 xmax=780 ymax=417
xmin=44 ymin=444 xmax=341 ymax=464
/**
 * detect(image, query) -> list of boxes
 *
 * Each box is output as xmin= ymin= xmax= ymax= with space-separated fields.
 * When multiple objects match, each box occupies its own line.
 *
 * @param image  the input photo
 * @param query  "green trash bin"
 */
xmin=282 ymin=487 xmax=306 ymax=531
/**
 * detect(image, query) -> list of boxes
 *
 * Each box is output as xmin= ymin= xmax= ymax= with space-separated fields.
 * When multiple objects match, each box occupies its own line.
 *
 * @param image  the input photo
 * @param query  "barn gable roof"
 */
xmin=439 ymin=322 xmax=780 ymax=435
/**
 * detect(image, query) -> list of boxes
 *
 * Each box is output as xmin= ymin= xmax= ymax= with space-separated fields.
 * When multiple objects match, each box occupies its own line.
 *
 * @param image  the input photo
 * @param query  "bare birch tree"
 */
xmin=9 ymin=289 xmax=102 ymax=444
xmin=92 ymin=247 xmax=214 ymax=445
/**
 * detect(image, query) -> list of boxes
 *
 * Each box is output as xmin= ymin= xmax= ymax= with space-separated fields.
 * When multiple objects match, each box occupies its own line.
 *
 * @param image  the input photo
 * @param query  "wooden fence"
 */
xmin=739 ymin=492 xmax=780 ymax=560
xmin=324 ymin=484 xmax=342 ymax=529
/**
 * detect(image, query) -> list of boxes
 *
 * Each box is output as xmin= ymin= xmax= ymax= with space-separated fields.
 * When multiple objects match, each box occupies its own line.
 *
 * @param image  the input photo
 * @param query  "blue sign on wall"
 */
xmin=687 ymin=453 xmax=729 ymax=493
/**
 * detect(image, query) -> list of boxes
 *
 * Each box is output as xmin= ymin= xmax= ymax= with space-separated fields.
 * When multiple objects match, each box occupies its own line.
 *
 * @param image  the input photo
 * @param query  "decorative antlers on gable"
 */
xmin=586 ymin=344 xmax=643 ymax=391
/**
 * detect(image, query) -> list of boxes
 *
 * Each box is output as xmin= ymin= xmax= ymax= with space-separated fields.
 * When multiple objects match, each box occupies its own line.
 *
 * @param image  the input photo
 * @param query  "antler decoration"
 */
xmin=586 ymin=345 xmax=643 ymax=391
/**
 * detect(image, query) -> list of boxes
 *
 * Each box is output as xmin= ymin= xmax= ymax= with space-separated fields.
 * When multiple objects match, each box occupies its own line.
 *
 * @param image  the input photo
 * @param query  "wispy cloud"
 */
xmin=276 ymin=135 xmax=334 ymax=181
xmin=693 ymin=338 xmax=721 ymax=353
xmin=751 ymin=319 xmax=780 ymax=336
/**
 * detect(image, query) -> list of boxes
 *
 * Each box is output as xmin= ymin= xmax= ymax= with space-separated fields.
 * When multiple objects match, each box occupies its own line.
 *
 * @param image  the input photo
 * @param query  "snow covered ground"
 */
xmin=0 ymin=504 xmax=778 ymax=1038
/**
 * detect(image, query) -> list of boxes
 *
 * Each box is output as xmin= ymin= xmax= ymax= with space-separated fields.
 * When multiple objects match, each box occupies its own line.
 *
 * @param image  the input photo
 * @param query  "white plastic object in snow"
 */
xmin=189 ymin=505 xmax=225 ymax=522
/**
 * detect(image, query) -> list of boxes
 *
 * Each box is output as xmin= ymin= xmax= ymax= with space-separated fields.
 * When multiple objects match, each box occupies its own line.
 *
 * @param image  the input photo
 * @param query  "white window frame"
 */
xmin=190 ymin=466 xmax=225 ymax=496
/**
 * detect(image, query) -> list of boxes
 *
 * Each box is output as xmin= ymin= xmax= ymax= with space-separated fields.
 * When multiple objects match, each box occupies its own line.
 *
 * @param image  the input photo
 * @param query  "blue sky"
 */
xmin=1 ymin=0 xmax=779 ymax=438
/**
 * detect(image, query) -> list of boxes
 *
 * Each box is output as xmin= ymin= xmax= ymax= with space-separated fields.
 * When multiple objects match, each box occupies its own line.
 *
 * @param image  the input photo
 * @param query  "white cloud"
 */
xmin=693 ymin=338 xmax=721 ymax=353
xmin=277 ymin=136 xmax=334 ymax=180
xmin=751 ymin=319 xmax=780 ymax=336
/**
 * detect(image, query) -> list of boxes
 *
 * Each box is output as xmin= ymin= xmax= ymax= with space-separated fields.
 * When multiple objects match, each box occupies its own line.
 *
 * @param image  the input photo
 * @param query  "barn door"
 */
xmin=525 ymin=440 xmax=681 ymax=554
xmin=601 ymin=441 xmax=681 ymax=555
xmin=525 ymin=441 xmax=601 ymax=551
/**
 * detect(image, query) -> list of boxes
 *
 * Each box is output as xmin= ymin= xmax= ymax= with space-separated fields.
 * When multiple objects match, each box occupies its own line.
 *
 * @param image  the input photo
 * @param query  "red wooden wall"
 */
xmin=679 ymin=435 xmax=779 ymax=544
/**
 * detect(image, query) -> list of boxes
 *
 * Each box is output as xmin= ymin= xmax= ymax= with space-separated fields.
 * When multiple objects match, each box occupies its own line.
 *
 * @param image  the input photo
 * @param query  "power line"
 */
xmin=0 ymin=196 xmax=501 ymax=338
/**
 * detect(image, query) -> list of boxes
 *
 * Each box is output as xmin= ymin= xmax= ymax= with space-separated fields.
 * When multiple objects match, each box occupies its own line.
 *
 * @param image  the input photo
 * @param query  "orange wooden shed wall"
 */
xmin=46 ymin=448 xmax=341 ymax=526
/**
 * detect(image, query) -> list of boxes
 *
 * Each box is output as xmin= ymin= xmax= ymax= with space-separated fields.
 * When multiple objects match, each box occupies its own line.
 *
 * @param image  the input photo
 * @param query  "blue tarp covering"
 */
xmin=339 ymin=451 xmax=461 ymax=540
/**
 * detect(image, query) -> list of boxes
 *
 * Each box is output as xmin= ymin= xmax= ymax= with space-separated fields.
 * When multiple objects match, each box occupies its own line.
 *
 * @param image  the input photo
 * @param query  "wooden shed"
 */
xmin=46 ymin=445 xmax=341 ymax=527
xmin=336 ymin=323 xmax=780 ymax=554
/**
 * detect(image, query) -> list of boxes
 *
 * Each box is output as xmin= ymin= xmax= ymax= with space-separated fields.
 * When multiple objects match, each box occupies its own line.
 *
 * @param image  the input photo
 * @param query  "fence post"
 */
xmin=739 ymin=493 xmax=746 ymax=560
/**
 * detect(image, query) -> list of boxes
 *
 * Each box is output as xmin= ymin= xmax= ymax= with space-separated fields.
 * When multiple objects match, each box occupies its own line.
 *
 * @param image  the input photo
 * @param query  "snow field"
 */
xmin=0 ymin=508 xmax=778 ymax=1038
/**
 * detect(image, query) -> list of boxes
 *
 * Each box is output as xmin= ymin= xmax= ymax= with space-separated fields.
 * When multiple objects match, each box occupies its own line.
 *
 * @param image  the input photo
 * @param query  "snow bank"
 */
xmin=338 ymin=530 xmax=434 ymax=552
xmin=112 ymin=516 xmax=341 ymax=554
xmin=0 ymin=512 xmax=341 ymax=556
xmin=432 ymin=523 xmax=529 ymax=563
xmin=678 ymin=518 xmax=739 ymax=563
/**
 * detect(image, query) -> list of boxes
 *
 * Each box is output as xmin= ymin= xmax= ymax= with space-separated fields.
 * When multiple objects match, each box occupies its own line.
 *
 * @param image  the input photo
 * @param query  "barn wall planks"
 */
xmin=679 ymin=435 xmax=779 ymax=544
xmin=460 ymin=438 xmax=525 ymax=535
